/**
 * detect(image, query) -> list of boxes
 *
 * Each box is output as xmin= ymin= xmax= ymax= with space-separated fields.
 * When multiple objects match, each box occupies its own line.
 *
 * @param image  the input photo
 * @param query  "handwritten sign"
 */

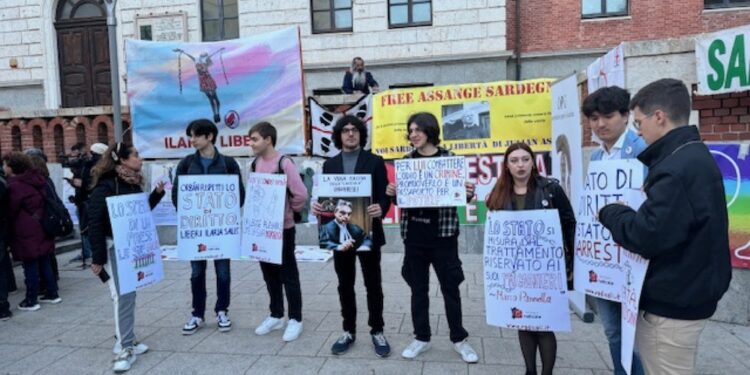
xmin=150 ymin=163 xmax=177 ymax=225
xmin=313 ymin=174 xmax=372 ymax=197
xmin=484 ymin=209 xmax=571 ymax=332
xmin=106 ymin=193 xmax=164 ymax=295
xmin=395 ymin=156 xmax=466 ymax=208
xmin=62 ymin=168 xmax=79 ymax=225
xmin=177 ymin=175 xmax=241 ymax=260
xmin=620 ymin=252 xmax=648 ymax=375
xmin=241 ymin=173 xmax=287 ymax=264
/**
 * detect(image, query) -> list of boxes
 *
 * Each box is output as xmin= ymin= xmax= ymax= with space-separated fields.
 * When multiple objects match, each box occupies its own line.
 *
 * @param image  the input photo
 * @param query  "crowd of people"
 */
xmin=0 ymin=78 xmax=732 ymax=375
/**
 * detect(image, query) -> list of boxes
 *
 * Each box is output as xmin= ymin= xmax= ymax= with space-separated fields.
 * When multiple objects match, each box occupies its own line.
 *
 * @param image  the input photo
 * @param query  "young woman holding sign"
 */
xmin=88 ymin=143 xmax=165 ymax=373
xmin=485 ymin=142 xmax=576 ymax=375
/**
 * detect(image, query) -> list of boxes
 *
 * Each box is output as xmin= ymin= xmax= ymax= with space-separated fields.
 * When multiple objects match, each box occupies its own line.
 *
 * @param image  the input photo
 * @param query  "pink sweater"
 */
xmin=253 ymin=152 xmax=308 ymax=229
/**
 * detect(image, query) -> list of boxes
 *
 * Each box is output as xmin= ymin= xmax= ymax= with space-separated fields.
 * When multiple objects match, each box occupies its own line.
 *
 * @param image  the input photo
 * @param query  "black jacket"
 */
xmin=171 ymin=149 xmax=245 ymax=209
xmin=322 ymin=149 xmax=391 ymax=247
xmin=599 ymin=126 xmax=731 ymax=320
xmin=88 ymin=171 xmax=165 ymax=266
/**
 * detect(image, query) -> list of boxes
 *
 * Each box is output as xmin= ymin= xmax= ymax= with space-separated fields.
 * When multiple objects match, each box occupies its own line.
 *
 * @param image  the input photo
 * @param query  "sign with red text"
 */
xmin=395 ymin=156 xmax=467 ymax=208
xmin=621 ymin=252 xmax=649 ymax=375
xmin=484 ymin=209 xmax=571 ymax=332
xmin=241 ymin=173 xmax=286 ymax=264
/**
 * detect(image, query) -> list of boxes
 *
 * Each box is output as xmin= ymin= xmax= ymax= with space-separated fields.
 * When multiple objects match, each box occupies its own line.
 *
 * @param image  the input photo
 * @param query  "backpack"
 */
xmin=36 ymin=180 xmax=74 ymax=238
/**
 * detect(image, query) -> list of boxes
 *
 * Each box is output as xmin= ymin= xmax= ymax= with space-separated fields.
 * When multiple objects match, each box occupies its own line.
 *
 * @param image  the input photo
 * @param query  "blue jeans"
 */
xmin=22 ymin=254 xmax=58 ymax=304
xmin=597 ymin=298 xmax=644 ymax=375
xmin=190 ymin=259 xmax=230 ymax=319
xmin=81 ymin=235 xmax=92 ymax=259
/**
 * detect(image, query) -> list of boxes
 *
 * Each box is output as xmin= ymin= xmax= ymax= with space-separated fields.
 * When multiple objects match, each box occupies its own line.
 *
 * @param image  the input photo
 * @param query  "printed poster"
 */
xmin=372 ymin=79 xmax=553 ymax=159
xmin=177 ymin=175 xmax=241 ymax=260
xmin=241 ymin=173 xmax=287 ymax=264
xmin=394 ymin=156 xmax=467 ymax=208
xmin=149 ymin=163 xmax=178 ymax=225
xmin=106 ymin=193 xmax=164 ymax=294
xmin=484 ymin=209 xmax=571 ymax=332
xmin=126 ymin=27 xmax=305 ymax=158
xmin=313 ymin=174 xmax=373 ymax=252
xmin=709 ymin=143 xmax=750 ymax=269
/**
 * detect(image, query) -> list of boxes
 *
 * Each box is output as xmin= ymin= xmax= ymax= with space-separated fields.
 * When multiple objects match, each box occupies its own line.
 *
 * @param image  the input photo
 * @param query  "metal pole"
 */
xmin=104 ymin=0 xmax=122 ymax=143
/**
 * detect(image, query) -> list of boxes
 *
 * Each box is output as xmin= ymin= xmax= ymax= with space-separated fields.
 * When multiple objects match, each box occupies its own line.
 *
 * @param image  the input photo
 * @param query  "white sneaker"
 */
xmin=182 ymin=316 xmax=204 ymax=335
xmin=217 ymin=311 xmax=232 ymax=332
xmin=255 ymin=316 xmax=284 ymax=335
xmin=282 ymin=319 xmax=303 ymax=342
xmin=112 ymin=347 xmax=136 ymax=373
xmin=454 ymin=339 xmax=479 ymax=363
xmin=401 ymin=339 xmax=431 ymax=359
xmin=113 ymin=340 xmax=149 ymax=355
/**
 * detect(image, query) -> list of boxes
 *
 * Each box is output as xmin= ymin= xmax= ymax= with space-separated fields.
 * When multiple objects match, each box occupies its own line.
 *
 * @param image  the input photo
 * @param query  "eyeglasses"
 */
xmin=633 ymin=113 xmax=654 ymax=131
xmin=342 ymin=127 xmax=359 ymax=134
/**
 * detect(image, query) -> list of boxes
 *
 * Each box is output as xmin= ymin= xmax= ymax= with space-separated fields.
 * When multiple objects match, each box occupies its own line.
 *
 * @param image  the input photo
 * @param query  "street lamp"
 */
xmin=104 ymin=0 xmax=122 ymax=143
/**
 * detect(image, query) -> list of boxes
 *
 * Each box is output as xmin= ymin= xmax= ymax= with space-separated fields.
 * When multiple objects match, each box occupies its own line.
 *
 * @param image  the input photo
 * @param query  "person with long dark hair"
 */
xmin=485 ymin=142 xmax=576 ymax=375
xmin=88 ymin=143 xmax=165 ymax=373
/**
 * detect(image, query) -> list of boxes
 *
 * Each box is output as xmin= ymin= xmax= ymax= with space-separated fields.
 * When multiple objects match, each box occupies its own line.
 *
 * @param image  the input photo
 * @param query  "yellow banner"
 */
xmin=372 ymin=79 xmax=553 ymax=159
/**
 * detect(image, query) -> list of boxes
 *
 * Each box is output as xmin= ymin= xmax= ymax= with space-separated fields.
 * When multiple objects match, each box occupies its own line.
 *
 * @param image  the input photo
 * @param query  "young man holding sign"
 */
xmin=385 ymin=112 xmax=479 ymax=363
xmin=312 ymin=115 xmax=392 ymax=357
xmin=582 ymin=86 xmax=646 ymax=375
xmin=248 ymin=122 xmax=309 ymax=342
xmin=172 ymin=119 xmax=245 ymax=335
xmin=599 ymin=79 xmax=731 ymax=375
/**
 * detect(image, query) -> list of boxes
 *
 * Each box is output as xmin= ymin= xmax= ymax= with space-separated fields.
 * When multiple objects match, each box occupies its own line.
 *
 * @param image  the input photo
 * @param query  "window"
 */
xmin=56 ymin=0 xmax=106 ymax=20
xmin=389 ymin=0 xmax=431 ymax=28
xmin=11 ymin=126 xmax=22 ymax=152
xmin=33 ymin=126 xmax=44 ymax=151
xmin=311 ymin=0 xmax=353 ymax=34
xmin=201 ymin=0 xmax=239 ymax=41
xmin=705 ymin=0 xmax=750 ymax=9
xmin=54 ymin=125 xmax=65 ymax=157
xmin=582 ymin=0 xmax=628 ymax=18
xmin=97 ymin=122 xmax=109 ymax=144
xmin=76 ymin=123 xmax=86 ymax=146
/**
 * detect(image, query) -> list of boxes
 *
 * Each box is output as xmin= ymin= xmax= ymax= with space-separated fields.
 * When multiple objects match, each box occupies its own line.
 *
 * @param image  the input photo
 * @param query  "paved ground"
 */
xmin=1 ymin=250 xmax=749 ymax=375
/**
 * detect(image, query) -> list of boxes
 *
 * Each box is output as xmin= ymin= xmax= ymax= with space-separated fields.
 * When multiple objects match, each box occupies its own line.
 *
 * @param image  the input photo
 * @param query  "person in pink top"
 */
xmin=248 ymin=122 xmax=309 ymax=342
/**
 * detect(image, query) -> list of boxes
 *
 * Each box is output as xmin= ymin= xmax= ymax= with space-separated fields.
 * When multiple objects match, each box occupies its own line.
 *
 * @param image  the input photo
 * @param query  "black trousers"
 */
xmin=260 ymin=228 xmax=302 ymax=321
xmin=333 ymin=246 xmax=384 ymax=335
xmin=402 ymin=239 xmax=468 ymax=343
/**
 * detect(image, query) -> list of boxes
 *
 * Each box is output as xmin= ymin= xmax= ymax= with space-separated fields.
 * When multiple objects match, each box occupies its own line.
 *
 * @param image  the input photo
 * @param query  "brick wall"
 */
xmin=507 ymin=0 xmax=750 ymax=53
xmin=693 ymin=86 xmax=750 ymax=141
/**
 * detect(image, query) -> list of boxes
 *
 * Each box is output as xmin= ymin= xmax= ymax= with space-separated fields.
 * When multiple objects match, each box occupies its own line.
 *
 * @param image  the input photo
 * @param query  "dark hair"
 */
xmin=248 ymin=121 xmax=277 ymax=147
xmin=332 ymin=115 xmax=367 ymax=149
xmin=90 ymin=142 xmax=136 ymax=188
xmin=352 ymin=56 xmax=363 ymax=65
xmin=27 ymin=155 xmax=50 ymax=177
xmin=630 ymin=78 xmax=691 ymax=125
xmin=71 ymin=142 xmax=85 ymax=152
xmin=187 ymin=119 xmax=219 ymax=144
xmin=582 ymin=86 xmax=630 ymax=117
xmin=2 ymin=152 xmax=33 ymax=175
xmin=556 ymin=135 xmax=571 ymax=173
xmin=485 ymin=143 xmax=540 ymax=210
xmin=406 ymin=112 xmax=441 ymax=146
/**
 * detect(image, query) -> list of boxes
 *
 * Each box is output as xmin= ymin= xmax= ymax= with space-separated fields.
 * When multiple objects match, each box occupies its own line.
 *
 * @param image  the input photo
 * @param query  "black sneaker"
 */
xmin=18 ymin=299 xmax=40 ymax=311
xmin=371 ymin=332 xmax=391 ymax=357
xmin=0 ymin=310 xmax=12 ymax=321
xmin=331 ymin=332 xmax=355 ymax=355
xmin=39 ymin=294 xmax=62 ymax=304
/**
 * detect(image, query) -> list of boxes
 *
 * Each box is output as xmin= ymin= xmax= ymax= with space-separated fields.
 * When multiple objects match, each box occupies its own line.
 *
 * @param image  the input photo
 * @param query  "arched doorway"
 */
xmin=55 ymin=0 xmax=111 ymax=108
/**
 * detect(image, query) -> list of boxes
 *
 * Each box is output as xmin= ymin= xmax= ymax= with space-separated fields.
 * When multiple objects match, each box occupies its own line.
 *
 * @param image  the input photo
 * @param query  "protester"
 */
xmin=0 ymin=167 xmax=11 ymax=320
xmin=171 ymin=119 xmax=244 ymax=335
xmin=385 ymin=112 xmax=478 ymax=363
xmin=312 ymin=115 xmax=391 ymax=356
xmin=88 ymin=142 xmax=165 ymax=373
xmin=249 ymin=122 xmax=309 ymax=342
xmin=2 ymin=152 xmax=59 ymax=312
xmin=485 ymin=142 xmax=576 ymax=375
xmin=342 ymin=57 xmax=379 ymax=94
xmin=599 ymin=78 xmax=732 ymax=375
xmin=582 ymin=86 xmax=646 ymax=375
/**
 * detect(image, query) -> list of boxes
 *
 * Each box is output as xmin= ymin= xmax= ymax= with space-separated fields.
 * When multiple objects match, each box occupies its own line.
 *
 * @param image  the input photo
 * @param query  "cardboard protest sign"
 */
xmin=106 ymin=193 xmax=164 ymax=294
xmin=177 ymin=175 xmax=241 ymax=260
xmin=484 ymin=209 xmax=571 ymax=332
xmin=241 ymin=173 xmax=287 ymax=264
xmin=149 ymin=163 xmax=178 ymax=225
xmin=395 ymin=156 xmax=466 ymax=208
xmin=314 ymin=174 xmax=373 ymax=252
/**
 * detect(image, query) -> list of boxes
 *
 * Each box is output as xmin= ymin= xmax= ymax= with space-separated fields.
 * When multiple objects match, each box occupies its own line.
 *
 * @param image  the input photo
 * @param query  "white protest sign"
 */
xmin=574 ymin=159 xmax=645 ymax=302
xmin=395 ymin=156 xmax=466 ymax=208
xmin=177 ymin=175 xmax=241 ymax=260
xmin=106 ymin=193 xmax=164 ymax=294
xmin=484 ymin=209 xmax=571 ymax=332
xmin=313 ymin=174 xmax=372 ymax=197
xmin=241 ymin=173 xmax=287 ymax=264
xmin=150 ymin=163 xmax=177 ymax=225
xmin=62 ymin=168 xmax=79 ymax=225
xmin=621 ymin=251 xmax=649 ymax=375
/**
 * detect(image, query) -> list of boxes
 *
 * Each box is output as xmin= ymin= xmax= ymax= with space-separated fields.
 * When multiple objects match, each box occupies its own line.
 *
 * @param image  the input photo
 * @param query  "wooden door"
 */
xmin=56 ymin=20 xmax=111 ymax=108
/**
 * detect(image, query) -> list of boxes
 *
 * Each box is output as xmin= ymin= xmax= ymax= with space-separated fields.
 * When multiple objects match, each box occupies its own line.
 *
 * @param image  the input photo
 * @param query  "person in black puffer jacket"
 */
xmin=88 ymin=142 xmax=165 ymax=374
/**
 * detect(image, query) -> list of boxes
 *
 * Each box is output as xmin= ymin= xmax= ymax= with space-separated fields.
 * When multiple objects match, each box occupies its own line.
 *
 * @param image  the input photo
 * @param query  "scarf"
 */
xmin=115 ymin=165 xmax=143 ymax=186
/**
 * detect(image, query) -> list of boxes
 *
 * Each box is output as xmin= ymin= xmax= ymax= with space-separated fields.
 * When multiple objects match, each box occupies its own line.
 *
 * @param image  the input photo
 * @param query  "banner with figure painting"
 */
xmin=126 ymin=27 xmax=305 ymax=158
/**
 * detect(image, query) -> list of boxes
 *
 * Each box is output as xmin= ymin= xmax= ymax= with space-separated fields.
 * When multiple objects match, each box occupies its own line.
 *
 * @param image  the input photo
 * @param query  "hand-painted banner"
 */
xmin=106 ymin=193 xmax=164 ymax=295
xmin=126 ymin=27 xmax=305 ymax=158
xmin=241 ymin=173 xmax=287 ymax=264
xmin=574 ymin=160 xmax=648 ymax=302
xmin=587 ymin=43 xmax=625 ymax=94
xmin=395 ymin=156 xmax=467 ymax=208
xmin=149 ymin=163 xmax=178 ymax=226
xmin=709 ymin=143 xmax=750 ymax=269
xmin=310 ymin=94 xmax=372 ymax=157
xmin=484 ymin=209 xmax=571 ymax=332
xmin=177 ymin=175 xmax=241 ymax=260
xmin=372 ymin=79 xmax=553 ymax=159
